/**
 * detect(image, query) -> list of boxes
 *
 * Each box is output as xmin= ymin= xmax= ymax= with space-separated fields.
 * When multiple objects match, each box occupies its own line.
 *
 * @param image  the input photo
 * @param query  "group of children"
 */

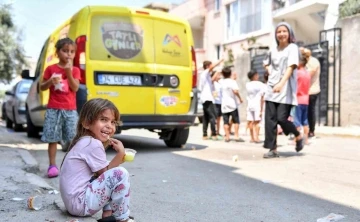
xmin=36 ymin=21 xmax=314 ymax=221
xmin=199 ymin=59 xmax=267 ymax=143
xmin=40 ymin=37 xmax=133 ymax=222
xmin=200 ymin=48 xmax=312 ymax=151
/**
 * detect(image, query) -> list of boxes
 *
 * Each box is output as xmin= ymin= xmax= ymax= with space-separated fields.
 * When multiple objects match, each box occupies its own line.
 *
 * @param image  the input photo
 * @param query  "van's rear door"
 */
xmin=153 ymin=20 xmax=192 ymax=115
xmin=88 ymin=10 xmax=155 ymax=114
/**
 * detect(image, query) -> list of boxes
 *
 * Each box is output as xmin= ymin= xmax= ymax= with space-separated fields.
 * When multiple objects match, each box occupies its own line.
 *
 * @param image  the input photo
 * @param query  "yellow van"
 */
xmin=22 ymin=6 xmax=198 ymax=148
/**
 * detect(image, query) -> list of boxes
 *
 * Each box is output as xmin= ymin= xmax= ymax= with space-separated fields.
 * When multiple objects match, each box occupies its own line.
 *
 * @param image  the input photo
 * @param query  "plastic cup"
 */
xmin=52 ymin=74 xmax=62 ymax=84
xmin=27 ymin=196 xmax=42 ymax=210
xmin=124 ymin=149 xmax=137 ymax=162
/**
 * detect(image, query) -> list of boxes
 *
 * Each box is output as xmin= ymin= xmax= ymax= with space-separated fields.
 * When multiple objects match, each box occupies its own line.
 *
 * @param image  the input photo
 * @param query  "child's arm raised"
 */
xmin=65 ymin=60 xmax=80 ymax=92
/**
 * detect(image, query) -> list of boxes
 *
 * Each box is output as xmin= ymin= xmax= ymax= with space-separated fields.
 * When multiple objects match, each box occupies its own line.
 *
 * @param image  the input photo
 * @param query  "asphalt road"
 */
xmin=2 ymin=123 xmax=360 ymax=222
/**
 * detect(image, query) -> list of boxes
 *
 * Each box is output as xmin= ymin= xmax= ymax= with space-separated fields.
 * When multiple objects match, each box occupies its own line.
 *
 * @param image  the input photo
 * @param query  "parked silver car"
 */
xmin=5 ymin=79 xmax=33 ymax=131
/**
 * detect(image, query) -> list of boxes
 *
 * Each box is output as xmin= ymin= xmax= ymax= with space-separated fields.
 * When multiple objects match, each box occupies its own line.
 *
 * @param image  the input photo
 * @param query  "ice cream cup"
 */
xmin=124 ymin=149 xmax=137 ymax=162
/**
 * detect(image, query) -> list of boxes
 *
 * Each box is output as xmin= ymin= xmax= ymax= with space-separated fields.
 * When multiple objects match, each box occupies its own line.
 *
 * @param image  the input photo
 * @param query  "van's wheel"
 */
xmin=60 ymin=140 xmax=71 ymax=152
xmin=13 ymin=109 xmax=23 ymax=132
xmin=164 ymin=128 xmax=189 ymax=148
xmin=26 ymin=110 xmax=40 ymax=138
xmin=6 ymin=115 xmax=13 ymax=128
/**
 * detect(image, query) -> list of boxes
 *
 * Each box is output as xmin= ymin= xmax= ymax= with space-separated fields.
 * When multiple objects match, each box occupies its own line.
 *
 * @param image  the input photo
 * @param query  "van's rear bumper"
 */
xmin=120 ymin=114 xmax=197 ymax=130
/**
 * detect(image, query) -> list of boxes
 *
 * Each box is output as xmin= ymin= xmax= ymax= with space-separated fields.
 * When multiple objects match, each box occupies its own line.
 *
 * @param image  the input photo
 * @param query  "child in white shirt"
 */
xmin=220 ymin=67 xmax=243 ymax=142
xmin=246 ymin=69 xmax=265 ymax=143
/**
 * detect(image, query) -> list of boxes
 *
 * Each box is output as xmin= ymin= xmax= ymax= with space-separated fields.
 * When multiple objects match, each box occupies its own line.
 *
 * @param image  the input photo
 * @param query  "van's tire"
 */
xmin=164 ymin=128 xmax=189 ymax=148
xmin=26 ymin=110 xmax=40 ymax=138
xmin=6 ymin=115 xmax=13 ymax=128
xmin=60 ymin=140 xmax=71 ymax=152
xmin=13 ymin=109 xmax=23 ymax=132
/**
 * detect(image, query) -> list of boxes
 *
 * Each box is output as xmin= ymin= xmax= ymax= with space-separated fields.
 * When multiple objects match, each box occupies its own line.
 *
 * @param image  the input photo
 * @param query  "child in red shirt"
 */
xmin=40 ymin=38 xmax=81 ymax=178
xmin=294 ymin=54 xmax=311 ymax=144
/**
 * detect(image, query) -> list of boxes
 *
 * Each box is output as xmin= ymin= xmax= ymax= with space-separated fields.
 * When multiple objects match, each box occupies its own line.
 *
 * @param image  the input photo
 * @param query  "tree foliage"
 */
xmin=339 ymin=0 xmax=360 ymax=18
xmin=0 ymin=4 xmax=27 ymax=83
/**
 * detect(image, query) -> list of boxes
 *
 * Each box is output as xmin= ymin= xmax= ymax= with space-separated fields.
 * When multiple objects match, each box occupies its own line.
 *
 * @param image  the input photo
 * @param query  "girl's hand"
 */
xmin=273 ymin=82 xmax=284 ymax=93
xmin=51 ymin=74 xmax=62 ymax=85
xmin=64 ymin=59 xmax=73 ymax=72
xmin=109 ymin=138 xmax=125 ymax=154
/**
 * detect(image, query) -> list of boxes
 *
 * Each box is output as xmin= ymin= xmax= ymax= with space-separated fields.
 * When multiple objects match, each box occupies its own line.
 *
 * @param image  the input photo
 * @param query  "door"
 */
xmin=87 ymin=11 xmax=156 ymax=114
xmin=153 ymin=20 xmax=192 ymax=115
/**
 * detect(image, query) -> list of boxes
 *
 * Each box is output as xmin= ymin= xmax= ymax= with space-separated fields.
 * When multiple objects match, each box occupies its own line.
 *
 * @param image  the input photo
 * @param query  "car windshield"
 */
xmin=19 ymin=83 xmax=31 ymax=94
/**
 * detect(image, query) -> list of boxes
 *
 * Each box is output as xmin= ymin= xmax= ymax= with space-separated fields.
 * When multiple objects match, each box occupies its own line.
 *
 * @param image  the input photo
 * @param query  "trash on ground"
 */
xmin=66 ymin=219 xmax=81 ymax=222
xmin=191 ymin=146 xmax=196 ymax=150
xmin=48 ymin=190 xmax=59 ymax=195
xmin=262 ymin=180 xmax=272 ymax=184
xmin=162 ymin=180 xmax=168 ymax=183
xmin=34 ymin=189 xmax=43 ymax=194
xmin=27 ymin=196 xmax=42 ymax=210
xmin=12 ymin=197 xmax=24 ymax=201
xmin=232 ymin=155 xmax=239 ymax=162
xmin=317 ymin=213 xmax=345 ymax=222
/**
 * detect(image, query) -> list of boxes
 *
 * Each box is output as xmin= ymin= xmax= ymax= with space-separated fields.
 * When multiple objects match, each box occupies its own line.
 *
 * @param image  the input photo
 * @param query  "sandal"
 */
xmin=295 ymin=137 xmax=304 ymax=152
xmin=47 ymin=165 xmax=59 ymax=178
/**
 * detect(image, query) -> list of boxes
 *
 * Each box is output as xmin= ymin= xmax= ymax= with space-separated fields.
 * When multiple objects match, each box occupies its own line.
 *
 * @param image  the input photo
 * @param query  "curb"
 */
xmin=18 ymin=148 xmax=40 ymax=173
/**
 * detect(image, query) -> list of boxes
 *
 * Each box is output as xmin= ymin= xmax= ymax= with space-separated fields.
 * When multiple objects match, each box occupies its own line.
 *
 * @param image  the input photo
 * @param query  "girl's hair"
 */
xmin=275 ymin=22 xmax=296 ymax=46
xmin=55 ymin=37 xmax=75 ymax=51
xmin=61 ymin=98 xmax=120 ymax=167
xmin=299 ymin=53 xmax=308 ymax=66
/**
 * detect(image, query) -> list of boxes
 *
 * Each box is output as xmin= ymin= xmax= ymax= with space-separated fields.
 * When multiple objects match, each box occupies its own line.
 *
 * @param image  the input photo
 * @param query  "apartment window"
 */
xmin=215 ymin=0 xmax=221 ymax=11
xmin=226 ymin=0 xmax=271 ymax=39
xmin=226 ymin=0 xmax=240 ymax=39
xmin=215 ymin=45 xmax=221 ymax=59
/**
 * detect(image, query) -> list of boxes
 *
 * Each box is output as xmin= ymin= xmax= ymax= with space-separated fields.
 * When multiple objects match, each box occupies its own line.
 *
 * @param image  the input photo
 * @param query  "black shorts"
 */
xmin=215 ymin=104 xmax=222 ymax=117
xmin=223 ymin=109 xmax=239 ymax=125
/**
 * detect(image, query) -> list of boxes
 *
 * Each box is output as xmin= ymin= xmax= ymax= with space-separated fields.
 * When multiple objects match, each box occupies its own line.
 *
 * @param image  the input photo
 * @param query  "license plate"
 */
xmin=97 ymin=74 xmax=142 ymax=86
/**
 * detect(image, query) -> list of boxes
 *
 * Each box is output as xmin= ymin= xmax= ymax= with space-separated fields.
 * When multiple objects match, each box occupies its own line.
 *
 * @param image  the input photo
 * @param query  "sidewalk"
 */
xmin=0 ymin=124 xmax=99 ymax=222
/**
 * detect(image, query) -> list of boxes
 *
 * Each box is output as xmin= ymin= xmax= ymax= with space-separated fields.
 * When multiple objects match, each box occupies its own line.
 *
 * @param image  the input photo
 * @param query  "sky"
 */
xmin=5 ymin=0 xmax=184 ymax=61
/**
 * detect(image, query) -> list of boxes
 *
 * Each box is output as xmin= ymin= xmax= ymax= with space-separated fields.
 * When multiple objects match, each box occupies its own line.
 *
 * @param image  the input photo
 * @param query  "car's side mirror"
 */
xmin=21 ymin=69 xmax=34 ymax=80
xmin=5 ymin=91 xmax=14 ymax=96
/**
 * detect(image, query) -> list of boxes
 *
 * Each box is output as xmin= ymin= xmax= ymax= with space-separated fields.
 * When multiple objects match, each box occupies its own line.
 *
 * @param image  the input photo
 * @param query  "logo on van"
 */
xmin=162 ymin=34 xmax=181 ymax=47
xmin=101 ymin=22 xmax=143 ymax=59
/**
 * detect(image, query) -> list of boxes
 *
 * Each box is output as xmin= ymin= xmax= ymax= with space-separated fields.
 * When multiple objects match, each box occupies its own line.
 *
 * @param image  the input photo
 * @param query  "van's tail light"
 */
xmin=74 ymin=35 xmax=86 ymax=84
xmin=191 ymin=46 xmax=197 ymax=88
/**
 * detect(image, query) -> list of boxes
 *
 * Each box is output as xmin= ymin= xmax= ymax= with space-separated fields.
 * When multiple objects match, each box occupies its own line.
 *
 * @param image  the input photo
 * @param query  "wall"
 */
xmin=337 ymin=14 xmax=360 ymax=126
xmin=203 ymin=0 xmax=225 ymax=60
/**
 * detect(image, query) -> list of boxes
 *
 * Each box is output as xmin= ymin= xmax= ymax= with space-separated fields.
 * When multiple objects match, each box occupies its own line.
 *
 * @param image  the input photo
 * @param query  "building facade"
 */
xmin=170 ymin=0 xmax=345 ymax=67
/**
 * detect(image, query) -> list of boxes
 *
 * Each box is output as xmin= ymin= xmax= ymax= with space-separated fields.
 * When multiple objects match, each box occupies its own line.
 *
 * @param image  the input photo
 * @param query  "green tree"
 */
xmin=339 ymin=0 xmax=360 ymax=18
xmin=0 ymin=4 xmax=27 ymax=83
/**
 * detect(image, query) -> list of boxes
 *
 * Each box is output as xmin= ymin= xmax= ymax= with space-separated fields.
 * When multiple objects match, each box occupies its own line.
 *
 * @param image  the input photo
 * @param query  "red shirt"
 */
xmin=296 ymin=67 xmax=311 ymax=105
xmin=43 ymin=64 xmax=81 ymax=110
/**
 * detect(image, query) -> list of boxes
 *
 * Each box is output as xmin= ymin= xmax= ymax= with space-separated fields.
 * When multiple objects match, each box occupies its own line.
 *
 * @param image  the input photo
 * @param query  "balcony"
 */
xmin=170 ymin=0 xmax=206 ymax=29
xmin=273 ymin=0 xmax=329 ymax=19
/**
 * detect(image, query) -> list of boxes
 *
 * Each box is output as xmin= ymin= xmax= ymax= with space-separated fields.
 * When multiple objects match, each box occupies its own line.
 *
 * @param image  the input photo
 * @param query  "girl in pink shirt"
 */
xmin=294 ymin=54 xmax=311 ymax=145
xmin=60 ymin=98 xmax=133 ymax=222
